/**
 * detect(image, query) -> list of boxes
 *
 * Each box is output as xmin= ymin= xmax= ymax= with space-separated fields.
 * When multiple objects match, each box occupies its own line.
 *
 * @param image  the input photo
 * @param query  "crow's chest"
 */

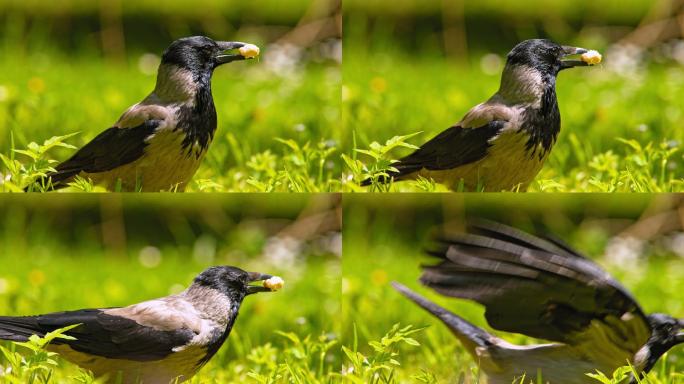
xmin=137 ymin=128 xmax=212 ymax=189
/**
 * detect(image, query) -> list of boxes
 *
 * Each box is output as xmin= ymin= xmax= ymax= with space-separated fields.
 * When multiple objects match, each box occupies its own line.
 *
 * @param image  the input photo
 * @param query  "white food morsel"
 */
xmin=581 ymin=50 xmax=602 ymax=65
xmin=263 ymin=276 xmax=284 ymax=291
xmin=239 ymin=44 xmax=260 ymax=59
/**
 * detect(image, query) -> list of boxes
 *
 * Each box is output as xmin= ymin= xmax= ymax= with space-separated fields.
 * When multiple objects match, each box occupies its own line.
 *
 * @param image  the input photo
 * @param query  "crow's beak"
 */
xmin=215 ymin=41 xmax=248 ymax=65
xmin=246 ymin=272 xmax=274 ymax=295
xmin=677 ymin=332 xmax=684 ymax=344
xmin=560 ymin=45 xmax=590 ymax=70
xmin=677 ymin=319 xmax=684 ymax=344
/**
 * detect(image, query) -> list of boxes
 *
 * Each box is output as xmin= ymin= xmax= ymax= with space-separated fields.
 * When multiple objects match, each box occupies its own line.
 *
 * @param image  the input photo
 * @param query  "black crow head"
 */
xmin=637 ymin=313 xmax=684 ymax=376
xmin=506 ymin=39 xmax=590 ymax=76
xmin=193 ymin=266 xmax=275 ymax=302
xmin=161 ymin=36 xmax=253 ymax=74
xmin=647 ymin=313 xmax=684 ymax=348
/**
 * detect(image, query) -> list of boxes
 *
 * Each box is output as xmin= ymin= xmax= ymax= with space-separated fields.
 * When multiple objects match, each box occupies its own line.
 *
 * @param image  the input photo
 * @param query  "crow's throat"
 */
xmin=178 ymin=78 xmax=217 ymax=158
xmin=522 ymin=75 xmax=560 ymax=159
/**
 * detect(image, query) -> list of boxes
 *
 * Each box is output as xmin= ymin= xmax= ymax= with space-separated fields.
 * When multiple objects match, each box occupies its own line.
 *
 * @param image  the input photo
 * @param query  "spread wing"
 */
xmin=46 ymin=120 xmax=160 ymax=186
xmin=0 ymin=308 xmax=195 ymax=361
xmin=420 ymin=220 xmax=651 ymax=352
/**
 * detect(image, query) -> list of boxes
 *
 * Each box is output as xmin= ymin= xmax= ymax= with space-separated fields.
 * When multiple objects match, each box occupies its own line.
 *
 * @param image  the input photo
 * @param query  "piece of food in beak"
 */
xmin=581 ymin=50 xmax=602 ymax=65
xmin=239 ymin=44 xmax=260 ymax=59
xmin=263 ymin=276 xmax=284 ymax=291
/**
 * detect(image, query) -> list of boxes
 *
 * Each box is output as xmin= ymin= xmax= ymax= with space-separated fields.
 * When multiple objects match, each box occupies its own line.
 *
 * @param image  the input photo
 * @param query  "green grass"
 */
xmin=342 ymin=194 xmax=684 ymax=382
xmin=3 ymin=194 xmax=684 ymax=382
xmin=0 ymin=256 xmax=343 ymax=383
xmin=0 ymin=195 xmax=343 ymax=382
xmin=0 ymin=253 xmax=341 ymax=383
xmin=0 ymin=48 xmax=341 ymax=192
xmin=342 ymin=52 xmax=684 ymax=192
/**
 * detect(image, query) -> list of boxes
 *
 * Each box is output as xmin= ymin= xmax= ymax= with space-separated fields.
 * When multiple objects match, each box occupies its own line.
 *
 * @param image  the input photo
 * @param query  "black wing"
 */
xmin=361 ymin=121 xmax=505 ymax=186
xmin=397 ymin=122 xmax=506 ymax=173
xmin=0 ymin=308 xmax=195 ymax=361
xmin=44 ymin=120 xmax=160 ymax=187
xmin=420 ymin=220 xmax=650 ymax=346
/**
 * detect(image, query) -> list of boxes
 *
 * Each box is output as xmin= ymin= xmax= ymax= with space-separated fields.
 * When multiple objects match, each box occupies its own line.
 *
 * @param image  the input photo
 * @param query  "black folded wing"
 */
xmin=0 ymin=308 xmax=194 ymax=361
xmin=360 ymin=122 xmax=505 ymax=186
xmin=45 ymin=120 xmax=160 ymax=186
xmin=395 ymin=121 xmax=505 ymax=175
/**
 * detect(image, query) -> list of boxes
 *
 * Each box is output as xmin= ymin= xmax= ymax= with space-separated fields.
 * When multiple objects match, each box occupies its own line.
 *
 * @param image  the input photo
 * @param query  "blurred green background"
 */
xmin=0 ymin=194 xmax=342 ymax=382
xmin=343 ymin=194 xmax=684 ymax=381
xmin=0 ymin=0 xmax=342 ymax=192
xmin=343 ymin=0 xmax=684 ymax=192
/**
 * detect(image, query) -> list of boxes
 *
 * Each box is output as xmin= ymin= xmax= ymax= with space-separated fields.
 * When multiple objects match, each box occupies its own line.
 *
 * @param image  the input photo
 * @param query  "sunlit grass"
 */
xmin=0 ymin=48 xmax=341 ymax=192
xmin=342 ymin=195 xmax=684 ymax=382
xmin=342 ymin=52 xmax=684 ymax=192
xmin=0 ymin=194 xmax=343 ymax=382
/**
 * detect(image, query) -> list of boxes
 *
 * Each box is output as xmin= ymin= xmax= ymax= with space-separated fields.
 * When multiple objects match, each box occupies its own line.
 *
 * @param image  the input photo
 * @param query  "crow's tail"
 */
xmin=392 ymin=282 xmax=495 ymax=353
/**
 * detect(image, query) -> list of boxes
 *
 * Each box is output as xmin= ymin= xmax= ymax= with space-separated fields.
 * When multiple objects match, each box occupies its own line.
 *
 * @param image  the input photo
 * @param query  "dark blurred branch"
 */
xmin=99 ymin=0 xmax=125 ymax=62
xmin=441 ymin=0 xmax=468 ymax=64
xmin=618 ymin=195 xmax=684 ymax=240
xmin=619 ymin=17 xmax=682 ymax=46
xmin=620 ymin=211 xmax=680 ymax=240
xmin=99 ymin=195 xmax=127 ymax=257
xmin=618 ymin=0 xmax=683 ymax=47
xmin=277 ymin=194 xmax=341 ymax=241
xmin=277 ymin=0 xmax=341 ymax=47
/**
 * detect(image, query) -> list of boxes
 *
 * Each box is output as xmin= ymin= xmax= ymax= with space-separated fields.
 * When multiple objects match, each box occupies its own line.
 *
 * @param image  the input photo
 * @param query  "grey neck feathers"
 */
xmin=182 ymin=284 xmax=234 ymax=325
xmin=498 ymin=64 xmax=545 ymax=105
xmin=154 ymin=64 xmax=198 ymax=102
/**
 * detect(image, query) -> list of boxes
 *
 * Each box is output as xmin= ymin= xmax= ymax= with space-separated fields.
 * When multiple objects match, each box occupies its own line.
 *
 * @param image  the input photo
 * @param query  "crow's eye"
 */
xmin=198 ymin=44 xmax=214 ymax=53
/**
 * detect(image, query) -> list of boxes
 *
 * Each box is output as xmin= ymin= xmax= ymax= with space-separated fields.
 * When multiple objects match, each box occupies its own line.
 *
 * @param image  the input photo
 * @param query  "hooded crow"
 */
xmin=393 ymin=221 xmax=684 ymax=384
xmin=26 ymin=36 xmax=258 ymax=192
xmin=0 ymin=266 xmax=281 ymax=383
xmin=362 ymin=39 xmax=599 ymax=191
